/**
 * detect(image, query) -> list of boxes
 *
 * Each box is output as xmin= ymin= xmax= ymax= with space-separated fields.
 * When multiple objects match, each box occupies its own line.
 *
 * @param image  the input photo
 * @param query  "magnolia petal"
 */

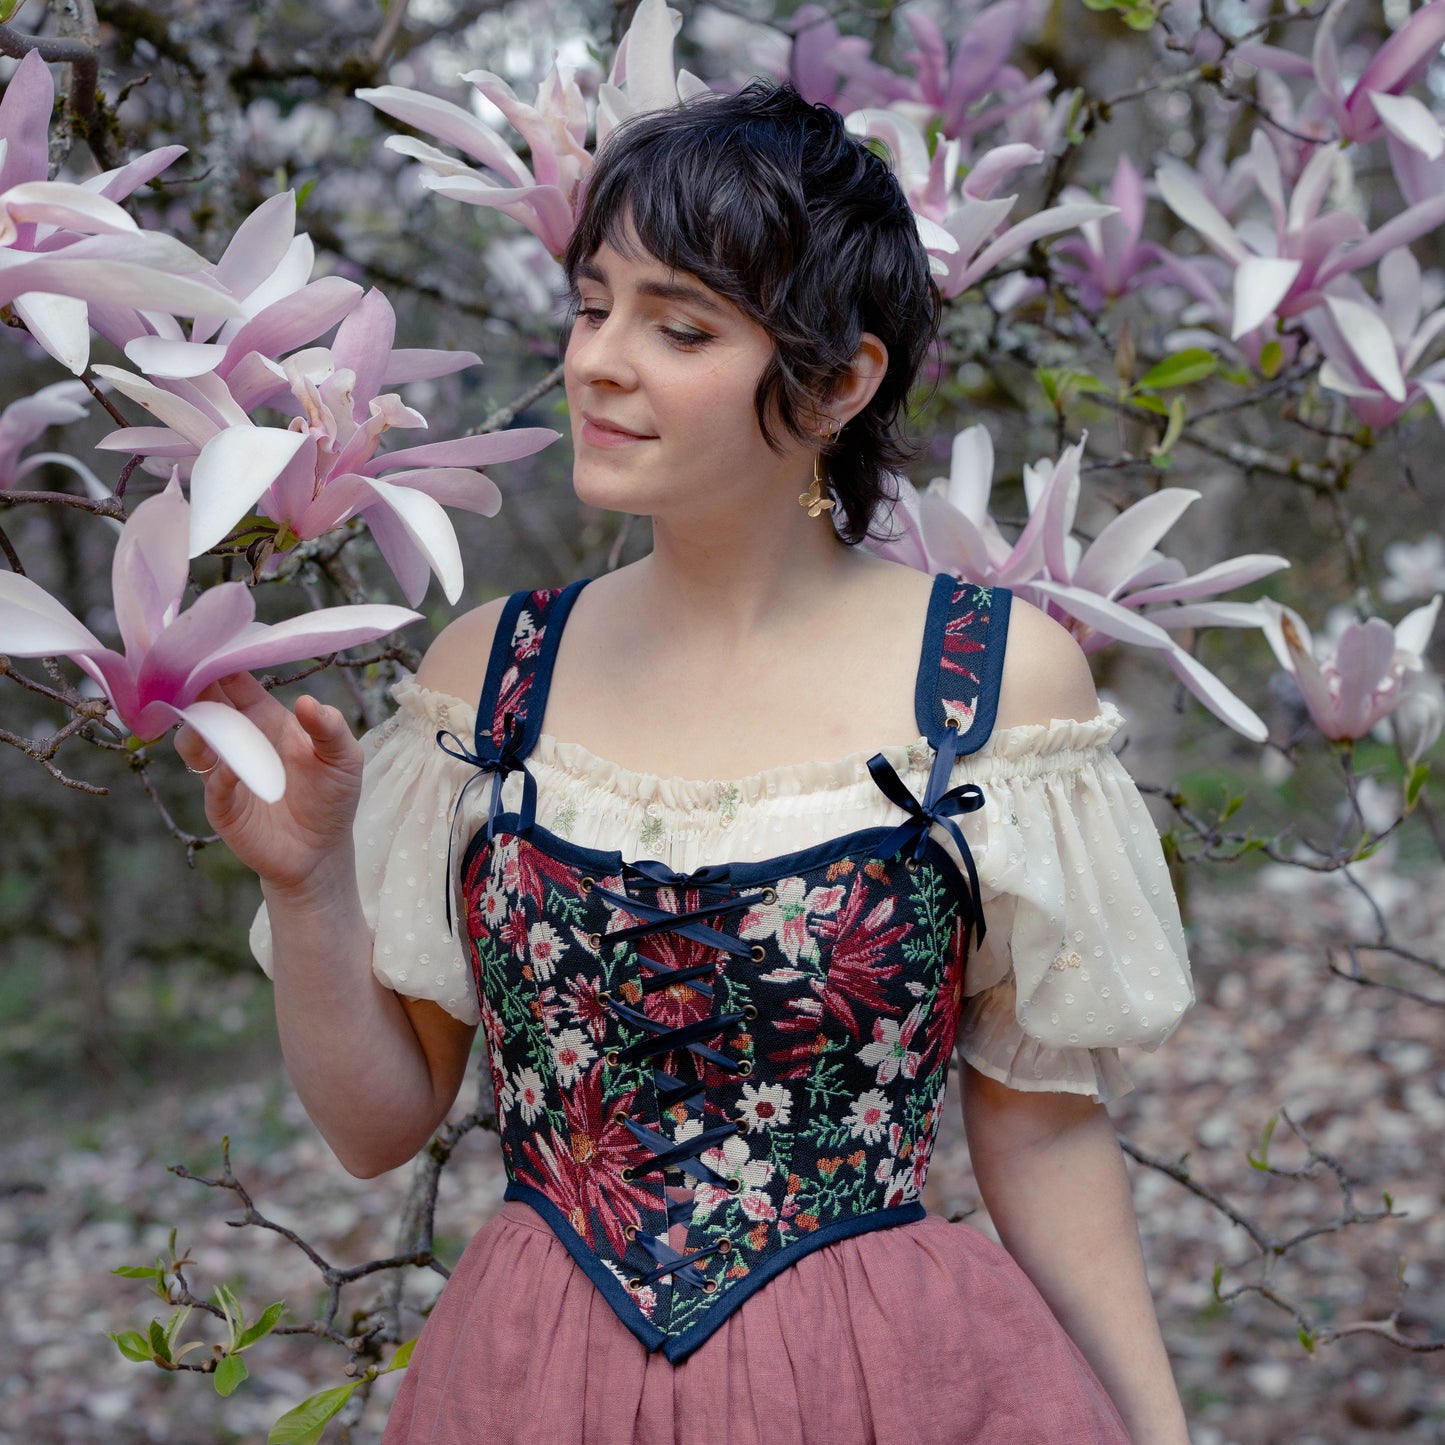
xmin=167 ymin=698 xmax=287 ymax=803
xmin=945 ymin=424 xmax=996 ymax=525
xmin=864 ymin=476 xmax=936 ymax=573
xmin=0 ymin=254 xmax=236 ymax=317
xmin=0 ymin=569 xmax=106 ymax=655
xmin=113 ymin=479 xmax=192 ymax=659
xmin=1124 ymin=553 xmax=1290 ymax=606
xmin=1323 ymin=294 xmax=1407 ymax=402
xmin=86 ymin=145 xmax=187 ymax=205
xmin=1368 ymin=91 xmax=1445 ymax=159
xmin=358 ymin=85 xmax=533 ymax=186
xmin=331 ymin=289 xmax=395 ymax=418
xmin=197 ymin=604 xmax=423 ymax=685
xmin=94 ymin=426 xmax=197 ymax=457
xmin=1 ymin=179 xmax=140 ymax=236
xmin=382 ymin=347 xmax=483 ymax=385
xmin=1318 ymin=192 xmax=1445 ymax=285
xmin=845 ymin=109 xmax=932 ymax=183
xmin=915 ymin=213 xmax=959 ymax=258
xmin=91 ymin=366 xmax=222 ymax=449
xmin=1146 ymin=601 xmax=1271 ymax=629
xmin=1074 ymin=488 xmax=1200 ymax=598
xmin=372 ymin=467 xmax=503 ymax=515
xmin=211 ymin=192 xmax=299 ymax=316
xmin=216 ymin=276 xmax=364 ymax=380
xmin=963 ymin=143 xmax=1044 ymax=203
xmin=618 ymin=0 xmax=682 ymax=114
xmin=1318 ymin=359 xmax=1385 ymax=400
xmin=125 ymin=336 xmax=229 ymax=379
xmin=1231 ymin=255 xmax=1300 ymax=339
xmin=370 ymin=426 xmax=559 ymax=471
xmin=0 ymin=52 xmax=55 ymax=195
xmin=188 ymin=427 xmax=310 ymax=556
xmin=1395 ymin=594 xmax=1442 ymax=659
xmin=358 ymin=476 xmax=465 ymax=604
xmin=11 ymin=291 xmax=90 ymax=375
xmin=1028 ymin=580 xmax=1176 ymax=649
xmin=1156 ymin=162 xmax=1249 ymax=264
xmin=1164 ymin=646 xmax=1269 ymax=741
xmin=952 ymin=202 xmax=1115 ymax=296
xmin=1333 ymin=618 xmax=1400 ymax=736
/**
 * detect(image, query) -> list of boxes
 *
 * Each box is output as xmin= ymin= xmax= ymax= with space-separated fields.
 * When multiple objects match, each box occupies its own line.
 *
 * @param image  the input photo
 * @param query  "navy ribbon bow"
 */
xmin=436 ymin=712 xmax=537 ymax=932
xmin=867 ymin=724 xmax=987 ymax=951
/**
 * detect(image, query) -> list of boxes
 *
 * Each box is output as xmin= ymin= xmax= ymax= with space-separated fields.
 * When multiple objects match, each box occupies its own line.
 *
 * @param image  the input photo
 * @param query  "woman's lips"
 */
xmin=580 ymin=414 xmax=655 ymax=448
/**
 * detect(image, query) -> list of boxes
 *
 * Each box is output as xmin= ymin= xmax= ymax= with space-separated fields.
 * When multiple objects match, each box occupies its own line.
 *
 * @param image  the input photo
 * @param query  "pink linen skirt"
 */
xmin=382 ymin=1200 xmax=1130 ymax=1444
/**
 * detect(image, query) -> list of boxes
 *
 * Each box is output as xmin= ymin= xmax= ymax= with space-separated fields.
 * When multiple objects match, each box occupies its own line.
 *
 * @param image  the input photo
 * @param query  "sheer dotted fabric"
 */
xmin=250 ymin=679 xmax=1191 ymax=1102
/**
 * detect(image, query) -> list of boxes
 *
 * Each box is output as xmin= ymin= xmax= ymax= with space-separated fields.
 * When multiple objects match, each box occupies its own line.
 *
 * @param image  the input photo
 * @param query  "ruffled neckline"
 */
xmin=392 ymin=677 xmax=1123 ymax=809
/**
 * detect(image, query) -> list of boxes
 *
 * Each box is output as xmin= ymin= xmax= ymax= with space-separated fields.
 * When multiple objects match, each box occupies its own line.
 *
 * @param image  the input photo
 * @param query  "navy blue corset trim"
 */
xmin=442 ymin=574 xmax=1012 ymax=1360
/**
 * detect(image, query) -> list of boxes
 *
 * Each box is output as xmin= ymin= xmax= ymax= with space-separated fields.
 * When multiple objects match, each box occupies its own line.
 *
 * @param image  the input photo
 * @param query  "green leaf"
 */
xmin=1123 ymin=6 xmax=1158 ymax=28
xmin=0 ymin=0 xmax=25 ymax=19
xmin=148 ymin=1318 xmax=172 ymax=1365
xmin=1406 ymin=763 xmax=1429 ymax=811
xmin=109 ymin=1330 xmax=154 ymax=1364
xmin=296 ymin=177 xmax=319 ymax=210
xmin=1221 ymin=793 xmax=1245 ymax=822
xmin=1131 ymin=393 xmax=1169 ymax=416
xmin=238 ymin=1301 xmax=288 ymax=1352
xmin=113 ymin=1264 xmax=166 ymax=1281
xmin=1138 ymin=348 xmax=1217 ymax=391
xmin=381 ymin=1337 xmax=418 ymax=1375
xmin=1259 ymin=340 xmax=1284 ymax=379
xmin=1297 ymin=1325 xmax=1317 ymax=1353
xmin=214 ymin=1353 xmax=249 ymax=1397
xmin=1150 ymin=394 xmax=1188 ymax=466
xmin=1036 ymin=367 xmax=1110 ymax=408
xmin=268 ymin=1384 xmax=359 ymax=1445
xmin=1211 ymin=1263 xmax=1224 ymax=1298
xmin=1247 ymin=1111 xmax=1279 ymax=1170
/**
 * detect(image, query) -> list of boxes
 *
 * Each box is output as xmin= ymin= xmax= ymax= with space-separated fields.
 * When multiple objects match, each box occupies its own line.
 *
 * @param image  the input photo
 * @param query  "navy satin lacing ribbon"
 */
xmin=866 ymin=722 xmax=988 ymax=952
xmin=593 ymin=861 xmax=761 ymax=1293
xmin=437 ymin=712 xmax=538 ymax=932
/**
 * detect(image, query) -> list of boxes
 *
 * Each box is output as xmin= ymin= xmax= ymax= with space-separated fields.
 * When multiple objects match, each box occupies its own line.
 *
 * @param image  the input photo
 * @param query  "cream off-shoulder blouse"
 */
xmin=252 ymin=679 xmax=1193 ymax=1102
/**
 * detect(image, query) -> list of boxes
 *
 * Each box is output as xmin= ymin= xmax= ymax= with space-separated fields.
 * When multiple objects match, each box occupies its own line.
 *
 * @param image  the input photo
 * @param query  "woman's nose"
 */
xmin=566 ymin=315 xmax=637 ymax=390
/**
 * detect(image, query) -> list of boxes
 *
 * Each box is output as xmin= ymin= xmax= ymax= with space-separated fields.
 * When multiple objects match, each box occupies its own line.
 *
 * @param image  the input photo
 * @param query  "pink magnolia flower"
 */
xmin=869 ymin=426 xmax=1287 ymax=739
xmin=0 ymin=478 xmax=420 ymax=799
xmin=1306 ymin=249 xmax=1445 ymax=429
xmin=845 ymin=111 xmax=1111 ymax=298
xmin=786 ymin=4 xmax=915 ymax=113
xmin=0 ymin=50 xmax=234 ymax=373
xmin=1260 ymin=594 xmax=1442 ymax=742
xmin=900 ymin=3 xmax=1055 ymax=144
xmin=1237 ymin=0 xmax=1445 ymax=157
xmin=1158 ymin=129 xmax=1445 ymax=341
xmin=359 ymin=0 xmax=705 ymax=258
xmin=94 ymin=289 xmax=557 ymax=605
xmin=1055 ymin=156 xmax=1163 ymax=308
xmin=0 ymin=380 xmax=90 ymax=489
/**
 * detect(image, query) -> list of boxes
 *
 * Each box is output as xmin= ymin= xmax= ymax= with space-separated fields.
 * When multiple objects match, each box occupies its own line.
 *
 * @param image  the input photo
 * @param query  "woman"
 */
xmin=182 ymin=85 xmax=1194 ymax=1443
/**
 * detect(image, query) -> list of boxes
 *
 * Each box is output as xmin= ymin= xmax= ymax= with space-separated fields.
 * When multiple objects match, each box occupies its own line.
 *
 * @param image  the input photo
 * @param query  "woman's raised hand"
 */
xmin=174 ymin=673 xmax=364 ymax=898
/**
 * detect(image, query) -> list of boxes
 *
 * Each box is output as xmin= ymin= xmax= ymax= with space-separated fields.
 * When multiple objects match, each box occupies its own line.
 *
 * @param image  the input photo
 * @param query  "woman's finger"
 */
xmin=295 ymin=695 xmax=360 ymax=766
xmin=173 ymin=722 xmax=220 ymax=778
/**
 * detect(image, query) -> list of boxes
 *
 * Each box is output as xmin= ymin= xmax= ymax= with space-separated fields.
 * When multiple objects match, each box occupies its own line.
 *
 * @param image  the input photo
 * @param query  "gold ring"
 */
xmin=186 ymin=759 xmax=219 ymax=776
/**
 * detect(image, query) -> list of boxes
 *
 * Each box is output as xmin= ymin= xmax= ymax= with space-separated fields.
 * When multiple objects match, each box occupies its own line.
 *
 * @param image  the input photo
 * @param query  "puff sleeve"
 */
xmin=249 ymin=679 xmax=483 ymax=1025
xmin=955 ymin=705 xmax=1193 ymax=1103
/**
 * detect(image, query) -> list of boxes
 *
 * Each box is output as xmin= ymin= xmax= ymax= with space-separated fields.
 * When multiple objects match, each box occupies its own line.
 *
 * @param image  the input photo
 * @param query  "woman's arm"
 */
xmin=963 ymin=1065 xmax=1190 ymax=1443
xmin=175 ymin=602 xmax=503 ymax=1176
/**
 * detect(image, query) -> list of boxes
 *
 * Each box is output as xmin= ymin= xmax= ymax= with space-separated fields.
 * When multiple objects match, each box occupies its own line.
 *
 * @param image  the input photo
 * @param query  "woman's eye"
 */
xmin=576 ymin=305 xmax=609 ymax=325
xmin=662 ymin=327 xmax=712 ymax=348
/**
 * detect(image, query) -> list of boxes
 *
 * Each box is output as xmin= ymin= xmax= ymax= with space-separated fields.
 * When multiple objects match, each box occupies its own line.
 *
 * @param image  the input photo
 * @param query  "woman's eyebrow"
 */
xmin=574 ymin=257 xmax=726 ymax=316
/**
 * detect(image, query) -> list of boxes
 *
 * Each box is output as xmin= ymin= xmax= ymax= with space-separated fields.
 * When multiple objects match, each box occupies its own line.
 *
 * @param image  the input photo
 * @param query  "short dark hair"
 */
xmin=564 ymin=82 xmax=939 ymax=543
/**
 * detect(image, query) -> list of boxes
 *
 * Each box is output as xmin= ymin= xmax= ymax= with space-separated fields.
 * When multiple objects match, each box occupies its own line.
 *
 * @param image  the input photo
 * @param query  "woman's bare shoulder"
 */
xmin=415 ymin=595 xmax=510 ymax=706
xmin=994 ymin=596 xmax=1100 ymax=730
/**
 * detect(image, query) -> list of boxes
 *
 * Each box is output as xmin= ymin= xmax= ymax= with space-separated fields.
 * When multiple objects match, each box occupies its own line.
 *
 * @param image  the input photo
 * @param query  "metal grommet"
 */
xmin=588 ymin=932 xmax=603 ymax=949
xmin=735 ymin=1059 xmax=753 ymax=1077
xmin=624 ymin=1224 xmax=639 ymax=1241
xmin=613 ymin=1108 xmax=628 ymax=1125
xmin=903 ymin=857 xmax=920 ymax=875
xmin=606 ymin=1049 xmax=620 ymax=1067
xmin=726 ymin=1176 xmax=743 ymax=1195
xmin=749 ymin=944 xmax=765 ymax=963
xmin=945 ymin=716 xmax=961 ymax=730
xmin=627 ymin=1277 xmax=643 ymax=1292
xmin=717 ymin=1238 xmax=732 ymax=1255
xmin=580 ymin=876 xmax=595 ymax=893
xmin=742 ymin=1003 xmax=758 ymax=1020
xmin=597 ymin=990 xmax=612 ymax=1006
xmin=702 ymin=1280 xmax=718 ymax=1294
xmin=761 ymin=887 xmax=777 ymax=905
xmin=620 ymin=1166 xmax=635 ymax=1182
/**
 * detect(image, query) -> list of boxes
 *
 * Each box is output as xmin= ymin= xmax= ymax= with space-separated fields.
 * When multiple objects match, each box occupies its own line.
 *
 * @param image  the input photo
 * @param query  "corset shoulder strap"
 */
xmin=912 ymin=574 xmax=1012 ymax=754
xmin=473 ymin=579 xmax=590 ymax=759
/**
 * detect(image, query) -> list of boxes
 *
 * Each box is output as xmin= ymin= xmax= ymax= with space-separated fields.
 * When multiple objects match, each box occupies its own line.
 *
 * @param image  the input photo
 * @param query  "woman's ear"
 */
xmin=828 ymin=333 xmax=889 ymax=426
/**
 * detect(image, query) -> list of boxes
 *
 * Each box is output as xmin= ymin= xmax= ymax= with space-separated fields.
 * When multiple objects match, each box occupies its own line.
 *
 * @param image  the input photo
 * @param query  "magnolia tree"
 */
xmin=2 ymin=0 xmax=1443 ymax=1437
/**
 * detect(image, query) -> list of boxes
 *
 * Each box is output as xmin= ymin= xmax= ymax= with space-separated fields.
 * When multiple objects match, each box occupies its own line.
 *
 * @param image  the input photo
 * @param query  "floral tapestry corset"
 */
xmin=447 ymin=576 xmax=1011 ymax=1361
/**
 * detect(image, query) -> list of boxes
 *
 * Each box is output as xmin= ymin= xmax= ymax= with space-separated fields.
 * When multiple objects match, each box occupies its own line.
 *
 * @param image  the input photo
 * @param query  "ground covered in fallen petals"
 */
xmin=3 ymin=860 xmax=1441 ymax=1445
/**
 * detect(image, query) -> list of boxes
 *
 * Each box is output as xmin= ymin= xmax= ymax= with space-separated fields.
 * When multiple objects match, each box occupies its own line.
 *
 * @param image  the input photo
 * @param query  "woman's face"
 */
xmin=565 ymin=240 xmax=808 ymax=526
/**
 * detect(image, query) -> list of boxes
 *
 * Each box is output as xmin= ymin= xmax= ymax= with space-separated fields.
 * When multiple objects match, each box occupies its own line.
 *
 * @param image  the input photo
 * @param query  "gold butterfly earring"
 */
xmin=799 ymin=420 xmax=838 ymax=518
